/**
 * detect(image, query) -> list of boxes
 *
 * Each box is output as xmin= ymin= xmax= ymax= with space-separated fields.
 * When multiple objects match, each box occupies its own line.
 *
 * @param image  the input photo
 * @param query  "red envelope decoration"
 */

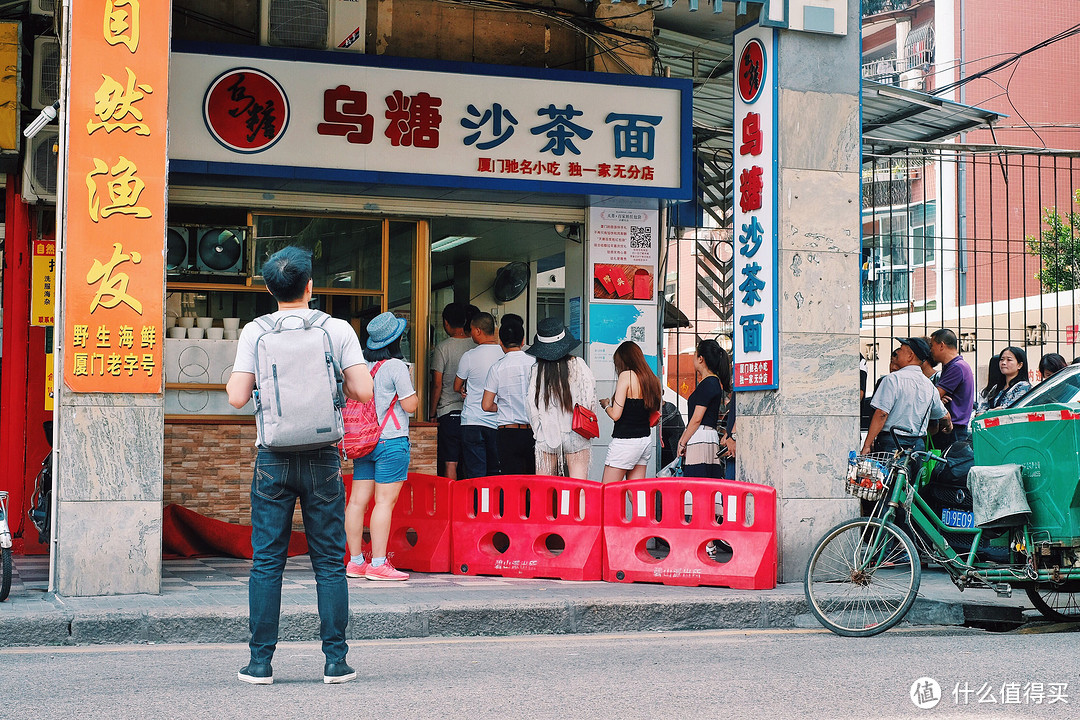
xmin=595 ymin=265 xmax=617 ymax=294
xmin=613 ymin=271 xmax=633 ymax=298
xmin=633 ymin=268 xmax=652 ymax=300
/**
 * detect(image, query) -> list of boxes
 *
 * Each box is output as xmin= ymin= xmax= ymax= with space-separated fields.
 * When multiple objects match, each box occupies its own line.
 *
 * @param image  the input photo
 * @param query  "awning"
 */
xmin=862 ymin=81 xmax=1006 ymax=156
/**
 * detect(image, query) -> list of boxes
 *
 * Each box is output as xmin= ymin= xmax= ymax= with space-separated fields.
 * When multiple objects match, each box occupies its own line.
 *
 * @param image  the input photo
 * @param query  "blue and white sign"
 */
xmin=732 ymin=24 xmax=778 ymax=391
xmin=170 ymin=44 xmax=692 ymax=199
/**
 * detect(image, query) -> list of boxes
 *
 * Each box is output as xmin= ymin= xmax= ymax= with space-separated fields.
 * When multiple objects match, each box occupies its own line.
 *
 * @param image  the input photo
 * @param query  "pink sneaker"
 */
xmin=345 ymin=560 xmax=369 ymax=578
xmin=365 ymin=561 xmax=409 ymax=581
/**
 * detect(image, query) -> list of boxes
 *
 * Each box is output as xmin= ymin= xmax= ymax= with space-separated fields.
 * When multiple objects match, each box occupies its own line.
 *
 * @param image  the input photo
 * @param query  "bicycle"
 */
xmin=804 ymin=432 xmax=1080 ymax=636
xmin=0 ymin=491 xmax=12 ymax=601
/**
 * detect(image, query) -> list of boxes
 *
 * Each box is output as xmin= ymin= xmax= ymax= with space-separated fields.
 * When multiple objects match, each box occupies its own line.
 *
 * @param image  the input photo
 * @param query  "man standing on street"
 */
xmin=930 ymin=328 xmax=975 ymax=444
xmin=861 ymin=337 xmax=951 ymax=456
xmin=455 ymin=312 xmax=504 ymax=477
xmin=430 ymin=302 xmax=475 ymax=480
xmin=227 ymin=247 xmax=373 ymax=686
xmin=482 ymin=318 xmax=537 ymax=475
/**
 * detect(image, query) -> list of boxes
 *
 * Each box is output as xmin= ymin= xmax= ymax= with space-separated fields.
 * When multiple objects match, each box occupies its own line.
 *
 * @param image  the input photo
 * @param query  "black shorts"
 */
xmin=437 ymin=412 xmax=463 ymax=465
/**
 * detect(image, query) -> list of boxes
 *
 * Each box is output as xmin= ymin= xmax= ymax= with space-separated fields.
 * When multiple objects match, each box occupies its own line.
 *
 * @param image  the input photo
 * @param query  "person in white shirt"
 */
xmin=482 ymin=318 xmax=537 ymax=475
xmin=454 ymin=312 xmax=504 ymax=477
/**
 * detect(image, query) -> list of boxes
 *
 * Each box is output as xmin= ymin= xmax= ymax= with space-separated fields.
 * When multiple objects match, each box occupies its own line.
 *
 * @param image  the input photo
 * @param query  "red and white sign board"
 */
xmin=732 ymin=24 xmax=778 ymax=391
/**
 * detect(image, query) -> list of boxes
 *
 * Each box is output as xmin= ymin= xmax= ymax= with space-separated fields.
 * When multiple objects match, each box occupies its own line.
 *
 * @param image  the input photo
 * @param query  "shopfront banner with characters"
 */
xmin=62 ymin=0 xmax=170 ymax=393
xmin=170 ymin=45 xmax=691 ymax=200
xmin=732 ymin=22 xmax=779 ymax=392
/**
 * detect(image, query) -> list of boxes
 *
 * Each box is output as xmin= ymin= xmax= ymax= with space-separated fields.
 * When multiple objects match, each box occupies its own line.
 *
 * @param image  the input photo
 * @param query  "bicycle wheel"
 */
xmin=1025 ymin=582 xmax=1080 ymax=622
xmin=0 ymin=547 xmax=11 ymax=602
xmin=804 ymin=517 xmax=922 ymax=637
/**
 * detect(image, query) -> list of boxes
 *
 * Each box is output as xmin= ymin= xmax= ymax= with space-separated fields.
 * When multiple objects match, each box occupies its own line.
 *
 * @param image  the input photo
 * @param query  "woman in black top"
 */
xmin=677 ymin=339 xmax=732 ymax=479
xmin=600 ymin=342 xmax=662 ymax=483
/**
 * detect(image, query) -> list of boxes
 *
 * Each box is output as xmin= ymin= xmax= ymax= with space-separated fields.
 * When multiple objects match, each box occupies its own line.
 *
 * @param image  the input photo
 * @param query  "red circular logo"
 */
xmin=203 ymin=68 xmax=289 ymax=153
xmin=737 ymin=39 xmax=767 ymax=105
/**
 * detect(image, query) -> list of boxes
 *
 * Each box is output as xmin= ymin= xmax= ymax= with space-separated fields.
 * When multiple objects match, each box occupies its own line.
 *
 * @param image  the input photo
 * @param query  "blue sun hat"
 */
xmin=366 ymin=312 xmax=407 ymax=350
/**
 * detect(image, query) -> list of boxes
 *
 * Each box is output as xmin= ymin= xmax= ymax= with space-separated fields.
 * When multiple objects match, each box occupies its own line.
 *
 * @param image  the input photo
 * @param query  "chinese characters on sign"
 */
xmin=173 ymin=51 xmax=690 ymax=199
xmin=732 ymin=28 xmax=778 ymax=391
xmin=63 ymin=0 xmax=167 ymax=392
xmin=31 ymin=240 xmax=56 ymax=327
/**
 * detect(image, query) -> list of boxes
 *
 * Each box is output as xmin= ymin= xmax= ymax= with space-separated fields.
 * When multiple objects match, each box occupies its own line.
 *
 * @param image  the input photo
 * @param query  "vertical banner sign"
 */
xmin=31 ymin=238 xmax=57 ymax=326
xmin=63 ymin=0 xmax=169 ymax=393
xmin=588 ymin=207 xmax=661 ymax=380
xmin=732 ymin=24 xmax=779 ymax=391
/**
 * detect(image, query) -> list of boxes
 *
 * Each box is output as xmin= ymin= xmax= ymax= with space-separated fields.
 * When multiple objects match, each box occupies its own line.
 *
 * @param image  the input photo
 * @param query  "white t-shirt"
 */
xmin=456 ymin=343 xmax=504 ymax=427
xmin=233 ymin=309 xmax=366 ymax=375
xmin=484 ymin=350 xmax=537 ymax=426
xmin=370 ymin=358 xmax=416 ymax=440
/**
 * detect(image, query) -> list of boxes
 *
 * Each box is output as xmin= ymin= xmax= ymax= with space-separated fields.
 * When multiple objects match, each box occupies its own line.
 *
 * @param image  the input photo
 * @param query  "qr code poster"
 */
xmin=594 ymin=263 xmax=654 ymax=302
xmin=590 ymin=207 xmax=659 ymax=267
xmin=588 ymin=304 xmax=660 ymax=386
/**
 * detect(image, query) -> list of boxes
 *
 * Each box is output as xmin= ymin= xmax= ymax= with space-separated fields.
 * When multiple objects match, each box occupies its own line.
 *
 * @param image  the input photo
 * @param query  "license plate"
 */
xmin=942 ymin=508 xmax=974 ymax=529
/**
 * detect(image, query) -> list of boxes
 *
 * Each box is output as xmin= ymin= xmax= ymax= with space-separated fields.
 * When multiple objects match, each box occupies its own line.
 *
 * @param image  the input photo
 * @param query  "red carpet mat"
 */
xmin=162 ymin=504 xmax=309 ymax=559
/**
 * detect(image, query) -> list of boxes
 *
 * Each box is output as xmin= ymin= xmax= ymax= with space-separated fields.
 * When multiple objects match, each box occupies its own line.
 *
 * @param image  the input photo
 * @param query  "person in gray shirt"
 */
xmin=429 ymin=303 xmax=474 ymax=480
xmin=862 ymin=337 xmax=952 ymax=456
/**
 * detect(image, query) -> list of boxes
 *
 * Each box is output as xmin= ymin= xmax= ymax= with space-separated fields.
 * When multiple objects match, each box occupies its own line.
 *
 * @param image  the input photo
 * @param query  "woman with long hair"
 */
xmin=676 ymin=339 xmax=732 ymax=479
xmin=525 ymin=318 xmax=599 ymax=478
xmin=344 ymin=312 xmax=418 ymax=582
xmin=977 ymin=347 xmax=1031 ymax=414
xmin=600 ymin=341 xmax=663 ymax=483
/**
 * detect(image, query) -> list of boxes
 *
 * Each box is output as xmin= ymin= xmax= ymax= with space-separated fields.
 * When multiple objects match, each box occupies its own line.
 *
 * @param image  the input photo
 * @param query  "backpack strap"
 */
xmin=370 ymin=359 xmax=402 ymax=431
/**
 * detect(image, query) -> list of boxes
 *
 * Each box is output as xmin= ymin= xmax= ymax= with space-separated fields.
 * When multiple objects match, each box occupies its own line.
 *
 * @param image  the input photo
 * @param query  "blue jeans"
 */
xmin=249 ymin=446 xmax=348 ymax=665
xmin=461 ymin=425 xmax=499 ymax=478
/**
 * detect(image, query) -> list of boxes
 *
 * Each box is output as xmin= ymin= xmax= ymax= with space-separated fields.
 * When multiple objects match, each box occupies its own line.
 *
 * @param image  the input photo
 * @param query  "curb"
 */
xmin=0 ymin=592 xmax=1008 ymax=648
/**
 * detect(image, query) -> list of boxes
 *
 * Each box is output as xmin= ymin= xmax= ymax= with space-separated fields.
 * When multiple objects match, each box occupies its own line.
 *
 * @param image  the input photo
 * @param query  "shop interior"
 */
xmin=162 ymin=206 xmax=582 ymax=422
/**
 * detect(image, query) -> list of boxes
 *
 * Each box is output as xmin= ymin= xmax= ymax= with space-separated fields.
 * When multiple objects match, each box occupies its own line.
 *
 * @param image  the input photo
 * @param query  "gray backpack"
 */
xmin=252 ymin=310 xmax=346 ymax=451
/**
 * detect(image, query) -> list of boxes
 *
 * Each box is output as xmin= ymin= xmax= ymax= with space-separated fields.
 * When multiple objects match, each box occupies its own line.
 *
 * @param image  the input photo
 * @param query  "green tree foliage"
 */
xmin=1027 ymin=189 xmax=1080 ymax=292
xmin=862 ymin=0 xmax=911 ymax=16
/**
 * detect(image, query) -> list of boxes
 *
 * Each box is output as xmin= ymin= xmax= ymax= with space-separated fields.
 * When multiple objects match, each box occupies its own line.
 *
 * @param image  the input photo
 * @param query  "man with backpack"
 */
xmin=226 ymin=247 xmax=373 ymax=686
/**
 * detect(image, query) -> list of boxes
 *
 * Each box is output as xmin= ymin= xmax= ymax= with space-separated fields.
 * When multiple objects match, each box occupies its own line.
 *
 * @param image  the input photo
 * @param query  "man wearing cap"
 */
xmin=861 ymin=337 xmax=951 ymax=456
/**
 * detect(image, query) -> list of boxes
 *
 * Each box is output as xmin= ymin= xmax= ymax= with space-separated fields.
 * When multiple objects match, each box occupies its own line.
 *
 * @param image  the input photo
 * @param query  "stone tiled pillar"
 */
xmin=736 ymin=5 xmax=862 ymax=582
xmin=54 ymin=396 xmax=163 ymax=596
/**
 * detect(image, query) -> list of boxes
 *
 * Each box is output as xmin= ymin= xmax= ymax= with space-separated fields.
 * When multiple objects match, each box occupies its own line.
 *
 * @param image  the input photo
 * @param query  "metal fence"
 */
xmin=664 ymin=145 xmax=1080 ymax=403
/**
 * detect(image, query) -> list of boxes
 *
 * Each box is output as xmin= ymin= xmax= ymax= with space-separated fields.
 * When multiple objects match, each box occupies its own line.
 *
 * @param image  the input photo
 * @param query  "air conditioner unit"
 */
xmin=166 ymin=226 xmax=194 ymax=275
xmin=30 ymin=0 xmax=56 ymax=17
xmin=195 ymin=226 xmax=249 ymax=275
xmin=260 ymin=0 xmax=366 ymax=52
xmin=32 ymin=36 xmax=61 ymax=110
xmin=22 ymin=127 xmax=59 ymax=204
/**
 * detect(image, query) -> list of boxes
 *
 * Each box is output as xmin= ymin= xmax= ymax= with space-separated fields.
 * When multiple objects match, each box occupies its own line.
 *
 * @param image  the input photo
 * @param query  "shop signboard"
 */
xmin=62 ymin=0 xmax=170 ymax=393
xmin=170 ymin=45 xmax=692 ymax=200
xmin=31 ymin=238 xmax=56 ymax=327
xmin=732 ymin=24 xmax=779 ymax=392
xmin=588 ymin=206 xmax=660 ymax=382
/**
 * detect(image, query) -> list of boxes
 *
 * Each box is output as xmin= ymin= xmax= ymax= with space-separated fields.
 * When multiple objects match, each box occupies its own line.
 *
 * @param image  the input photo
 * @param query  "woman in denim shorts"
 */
xmin=344 ymin=312 xmax=418 ymax=581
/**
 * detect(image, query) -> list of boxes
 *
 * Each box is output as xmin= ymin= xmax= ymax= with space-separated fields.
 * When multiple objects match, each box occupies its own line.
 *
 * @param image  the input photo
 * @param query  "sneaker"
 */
xmin=365 ymin=561 xmax=409 ymax=581
xmin=238 ymin=662 xmax=273 ymax=685
xmin=345 ymin=560 xmax=369 ymax=578
xmin=323 ymin=661 xmax=357 ymax=684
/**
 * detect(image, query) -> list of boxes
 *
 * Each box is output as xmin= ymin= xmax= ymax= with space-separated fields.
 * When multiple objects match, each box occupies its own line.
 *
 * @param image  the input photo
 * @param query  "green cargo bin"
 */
xmin=972 ymin=403 xmax=1080 ymax=545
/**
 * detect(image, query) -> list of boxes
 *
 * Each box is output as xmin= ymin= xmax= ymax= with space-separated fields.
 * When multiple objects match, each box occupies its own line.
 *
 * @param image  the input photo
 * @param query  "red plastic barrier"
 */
xmin=450 ymin=475 xmax=604 ymax=581
xmin=343 ymin=472 xmax=452 ymax=573
xmin=602 ymin=477 xmax=777 ymax=589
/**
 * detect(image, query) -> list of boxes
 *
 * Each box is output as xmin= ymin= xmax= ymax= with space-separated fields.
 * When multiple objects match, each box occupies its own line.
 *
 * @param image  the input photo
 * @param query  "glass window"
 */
xmin=252 ymin=214 xmax=383 ymax=289
xmin=1012 ymin=366 xmax=1080 ymax=408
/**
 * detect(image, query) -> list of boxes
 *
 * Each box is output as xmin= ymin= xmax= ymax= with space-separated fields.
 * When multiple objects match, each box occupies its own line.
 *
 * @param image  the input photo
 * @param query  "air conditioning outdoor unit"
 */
xmin=23 ymin=127 xmax=59 ymax=204
xmin=167 ymin=225 xmax=252 ymax=276
xmin=260 ymin=0 xmax=366 ymax=52
xmin=30 ymin=0 xmax=56 ymax=17
xmin=32 ymin=35 xmax=61 ymax=110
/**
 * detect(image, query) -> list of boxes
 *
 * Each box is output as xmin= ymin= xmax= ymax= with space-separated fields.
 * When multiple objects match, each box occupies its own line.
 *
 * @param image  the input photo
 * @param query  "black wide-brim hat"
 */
xmin=525 ymin=317 xmax=581 ymax=361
